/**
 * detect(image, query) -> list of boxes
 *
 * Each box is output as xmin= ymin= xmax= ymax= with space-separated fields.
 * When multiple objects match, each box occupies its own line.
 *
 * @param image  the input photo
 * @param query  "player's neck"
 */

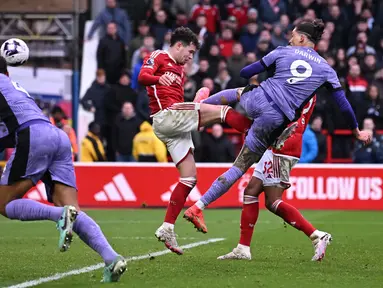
xmin=167 ymin=47 xmax=178 ymax=63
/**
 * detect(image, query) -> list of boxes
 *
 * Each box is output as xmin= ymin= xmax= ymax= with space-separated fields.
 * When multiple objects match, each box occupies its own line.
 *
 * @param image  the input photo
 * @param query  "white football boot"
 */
xmin=217 ymin=244 xmax=252 ymax=260
xmin=311 ymin=230 xmax=332 ymax=261
xmin=155 ymin=225 xmax=184 ymax=255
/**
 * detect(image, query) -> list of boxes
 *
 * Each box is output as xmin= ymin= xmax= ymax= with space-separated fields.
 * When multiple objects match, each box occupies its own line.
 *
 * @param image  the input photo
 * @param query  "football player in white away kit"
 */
xmin=138 ymin=27 xmax=253 ymax=254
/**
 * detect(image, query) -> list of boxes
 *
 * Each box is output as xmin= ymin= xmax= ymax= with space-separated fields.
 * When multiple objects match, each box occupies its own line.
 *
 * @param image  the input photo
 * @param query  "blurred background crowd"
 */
xmin=2 ymin=0 xmax=383 ymax=164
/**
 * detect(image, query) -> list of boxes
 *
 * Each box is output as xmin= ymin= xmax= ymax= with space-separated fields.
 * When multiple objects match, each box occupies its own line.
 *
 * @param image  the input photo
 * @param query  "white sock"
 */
xmin=309 ymin=230 xmax=324 ymax=240
xmin=195 ymin=200 xmax=206 ymax=210
xmin=237 ymin=244 xmax=251 ymax=254
xmin=163 ymin=222 xmax=174 ymax=231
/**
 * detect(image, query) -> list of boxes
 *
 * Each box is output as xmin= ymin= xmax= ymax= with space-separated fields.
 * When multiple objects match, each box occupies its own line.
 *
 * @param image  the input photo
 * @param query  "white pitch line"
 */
xmin=4 ymin=238 xmax=225 ymax=288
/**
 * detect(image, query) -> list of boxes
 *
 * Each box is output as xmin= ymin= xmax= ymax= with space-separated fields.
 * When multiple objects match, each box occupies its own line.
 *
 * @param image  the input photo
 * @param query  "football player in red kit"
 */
xmin=138 ymin=27 xmax=252 ymax=255
xmin=217 ymin=95 xmax=332 ymax=262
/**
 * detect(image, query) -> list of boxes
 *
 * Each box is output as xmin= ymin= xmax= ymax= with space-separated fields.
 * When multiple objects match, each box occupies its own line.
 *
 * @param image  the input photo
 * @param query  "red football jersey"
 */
xmin=140 ymin=50 xmax=185 ymax=115
xmin=226 ymin=4 xmax=248 ymax=29
xmin=272 ymin=96 xmax=317 ymax=158
xmin=190 ymin=4 xmax=220 ymax=33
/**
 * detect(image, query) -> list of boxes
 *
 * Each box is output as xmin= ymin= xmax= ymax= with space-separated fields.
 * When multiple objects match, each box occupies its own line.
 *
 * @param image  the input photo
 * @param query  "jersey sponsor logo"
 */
xmin=94 ymin=173 xmax=137 ymax=202
xmin=164 ymin=71 xmax=182 ymax=86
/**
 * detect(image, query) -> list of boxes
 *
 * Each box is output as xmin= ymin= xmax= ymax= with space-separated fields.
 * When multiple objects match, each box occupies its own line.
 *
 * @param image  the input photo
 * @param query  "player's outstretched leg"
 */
xmin=52 ymin=183 xmax=127 ymax=282
xmin=264 ymin=188 xmax=332 ymax=261
xmin=156 ymin=152 xmax=197 ymax=255
xmin=184 ymin=145 xmax=258 ymax=233
xmin=217 ymin=177 xmax=263 ymax=260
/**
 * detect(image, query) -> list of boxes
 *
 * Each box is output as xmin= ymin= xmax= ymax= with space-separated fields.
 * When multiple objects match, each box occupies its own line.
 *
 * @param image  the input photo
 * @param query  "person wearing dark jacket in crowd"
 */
xmin=353 ymin=118 xmax=383 ymax=163
xmin=104 ymin=72 xmax=138 ymax=160
xmin=81 ymin=69 xmax=110 ymax=127
xmin=97 ymin=22 xmax=126 ymax=84
xmin=202 ymin=124 xmax=235 ymax=162
xmin=113 ymin=102 xmax=142 ymax=162
xmin=311 ymin=115 xmax=327 ymax=163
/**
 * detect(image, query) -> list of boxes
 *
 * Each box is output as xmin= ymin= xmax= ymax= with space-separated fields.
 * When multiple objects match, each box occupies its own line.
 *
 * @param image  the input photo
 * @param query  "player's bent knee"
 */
xmin=265 ymin=195 xmax=283 ymax=213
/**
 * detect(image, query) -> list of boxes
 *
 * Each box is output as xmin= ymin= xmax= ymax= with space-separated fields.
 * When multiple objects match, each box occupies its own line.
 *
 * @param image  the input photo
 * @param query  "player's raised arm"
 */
xmin=240 ymin=46 xmax=283 ymax=79
xmin=138 ymin=54 xmax=161 ymax=86
xmin=326 ymin=68 xmax=372 ymax=145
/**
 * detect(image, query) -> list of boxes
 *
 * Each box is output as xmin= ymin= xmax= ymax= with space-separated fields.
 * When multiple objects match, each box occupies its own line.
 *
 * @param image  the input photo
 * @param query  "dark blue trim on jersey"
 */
xmin=260 ymin=59 xmax=267 ymax=69
xmin=0 ymin=90 xmax=19 ymax=134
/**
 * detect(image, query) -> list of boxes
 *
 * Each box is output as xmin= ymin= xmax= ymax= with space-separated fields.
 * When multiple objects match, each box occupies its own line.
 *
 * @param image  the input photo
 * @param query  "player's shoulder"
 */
xmin=149 ymin=50 xmax=168 ymax=60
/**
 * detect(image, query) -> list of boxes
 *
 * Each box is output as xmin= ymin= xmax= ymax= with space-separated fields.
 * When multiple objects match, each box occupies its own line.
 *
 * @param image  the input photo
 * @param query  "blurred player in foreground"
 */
xmin=0 ymin=57 xmax=126 ymax=282
xmin=218 ymin=96 xmax=332 ymax=262
xmin=184 ymin=19 xmax=371 ymax=236
xmin=138 ymin=27 xmax=252 ymax=254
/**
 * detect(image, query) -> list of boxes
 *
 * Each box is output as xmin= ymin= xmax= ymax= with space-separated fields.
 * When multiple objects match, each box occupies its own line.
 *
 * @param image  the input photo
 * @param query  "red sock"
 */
xmin=223 ymin=107 xmax=252 ymax=133
xmin=273 ymin=200 xmax=316 ymax=237
xmin=164 ymin=179 xmax=194 ymax=224
xmin=239 ymin=196 xmax=259 ymax=246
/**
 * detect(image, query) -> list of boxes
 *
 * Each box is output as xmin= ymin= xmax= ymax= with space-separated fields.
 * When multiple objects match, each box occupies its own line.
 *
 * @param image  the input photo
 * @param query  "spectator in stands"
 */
xmin=81 ymin=69 xmax=110 ymax=128
xmin=87 ymin=0 xmax=131 ymax=47
xmin=97 ymin=22 xmax=126 ymax=84
xmin=335 ymin=48 xmax=348 ymax=79
xmin=170 ymin=0 xmax=197 ymax=16
xmin=259 ymin=0 xmax=287 ymax=27
xmin=299 ymin=126 xmax=318 ymax=163
xmin=131 ymin=48 xmax=150 ymax=91
xmin=240 ymin=22 xmax=259 ymax=54
xmin=346 ymin=32 xmax=376 ymax=58
xmin=151 ymin=10 xmax=172 ymax=49
xmin=127 ymin=20 xmax=150 ymax=68
xmin=206 ymin=44 xmax=221 ymax=78
xmin=184 ymin=76 xmax=198 ymax=102
xmin=190 ymin=0 xmax=220 ymax=33
xmin=226 ymin=0 xmax=248 ymax=30
xmin=217 ymin=28 xmax=235 ymax=58
xmin=132 ymin=121 xmax=168 ymax=162
xmin=271 ymin=24 xmax=288 ymax=47
xmin=202 ymin=77 xmax=218 ymax=94
xmin=192 ymin=58 xmax=211 ymax=88
xmin=50 ymin=106 xmax=78 ymax=161
xmin=362 ymin=54 xmax=378 ymax=84
xmin=346 ymin=64 xmax=368 ymax=104
xmin=360 ymin=84 xmax=383 ymax=129
xmin=353 ymin=118 xmax=383 ymax=163
xmin=81 ymin=122 xmax=106 ymax=162
xmin=279 ymin=14 xmax=292 ymax=33
xmin=113 ymin=102 xmax=142 ymax=162
xmin=190 ymin=14 xmax=215 ymax=58
xmin=227 ymin=43 xmax=247 ymax=86
xmin=104 ymin=71 xmax=138 ymax=160
xmin=202 ymin=124 xmax=235 ymax=162
xmin=311 ymin=115 xmax=327 ymax=163
xmin=131 ymin=35 xmax=155 ymax=70
xmin=215 ymin=68 xmax=236 ymax=91
xmin=146 ymin=0 xmax=174 ymax=26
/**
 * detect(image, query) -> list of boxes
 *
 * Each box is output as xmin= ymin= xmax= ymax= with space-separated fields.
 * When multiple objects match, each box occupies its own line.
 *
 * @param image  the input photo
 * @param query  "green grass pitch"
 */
xmin=0 ymin=209 xmax=382 ymax=287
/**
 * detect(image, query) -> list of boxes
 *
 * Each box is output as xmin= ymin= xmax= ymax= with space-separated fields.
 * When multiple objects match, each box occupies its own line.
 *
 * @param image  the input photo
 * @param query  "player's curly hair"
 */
xmin=170 ymin=27 xmax=201 ymax=50
xmin=296 ymin=19 xmax=325 ymax=44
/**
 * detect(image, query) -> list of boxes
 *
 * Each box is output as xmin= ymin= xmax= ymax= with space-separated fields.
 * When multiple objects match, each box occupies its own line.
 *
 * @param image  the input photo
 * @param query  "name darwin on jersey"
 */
xmin=294 ymin=49 xmax=321 ymax=64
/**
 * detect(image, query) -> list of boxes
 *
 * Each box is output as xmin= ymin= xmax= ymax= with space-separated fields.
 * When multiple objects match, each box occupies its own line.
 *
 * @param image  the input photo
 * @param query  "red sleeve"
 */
xmin=303 ymin=95 xmax=317 ymax=125
xmin=138 ymin=54 xmax=161 ymax=86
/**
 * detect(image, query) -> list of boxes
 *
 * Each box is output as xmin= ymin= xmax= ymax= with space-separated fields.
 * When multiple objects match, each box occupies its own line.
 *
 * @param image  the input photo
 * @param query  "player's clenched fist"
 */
xmin=158 ymin=74 xmax=173 ymax=86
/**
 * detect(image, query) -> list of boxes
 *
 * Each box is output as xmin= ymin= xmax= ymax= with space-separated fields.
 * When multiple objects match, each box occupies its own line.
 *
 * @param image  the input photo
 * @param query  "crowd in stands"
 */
xmin=79 ymin=0 xmax=383 ymax=163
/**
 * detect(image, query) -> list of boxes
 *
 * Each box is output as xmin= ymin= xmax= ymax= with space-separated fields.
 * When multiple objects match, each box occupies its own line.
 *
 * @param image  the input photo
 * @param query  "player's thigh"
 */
xmin=245 ymin=110 xmax=288 ymax=160
xmin=152 ymin=106 xmax=200 ymax=137
xmin=48 ymin=128 xmax=79 ymax=208
xmin=165 ymin=132 xmax=196 ymax=176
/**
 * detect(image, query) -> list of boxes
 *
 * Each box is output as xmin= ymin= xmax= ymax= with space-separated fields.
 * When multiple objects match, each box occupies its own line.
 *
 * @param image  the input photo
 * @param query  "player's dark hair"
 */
xmin=0 ymin=57 xmax=8 ymax=75
xmin=170 ymin=27 xmax=200 ymax=50
xmin=296 ymin=19 xmax=325 ymax=44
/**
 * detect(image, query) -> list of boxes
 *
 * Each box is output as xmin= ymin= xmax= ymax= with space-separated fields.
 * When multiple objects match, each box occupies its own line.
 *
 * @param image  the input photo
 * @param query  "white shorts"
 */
xmin=152 ymin=103 xmax=200 ymax=165
xmin=253 ymin=149 xmax=299 ymax=189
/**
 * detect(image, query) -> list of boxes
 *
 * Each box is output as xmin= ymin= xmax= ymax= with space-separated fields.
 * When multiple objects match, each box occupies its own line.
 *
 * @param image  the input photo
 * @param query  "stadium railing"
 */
xmin=205 ymin=128 xmax=383 ymax=163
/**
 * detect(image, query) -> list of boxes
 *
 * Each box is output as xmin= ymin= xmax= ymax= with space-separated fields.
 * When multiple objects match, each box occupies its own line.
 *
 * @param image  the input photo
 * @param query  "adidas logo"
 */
xmin=161 ymin=182 xmax=202 ymax=202
xmin=27 ymin=182 xmax=48 ymax=201
xmin=167 ymin=63 xmax=172 ymax=67
xmin=94 ymin=173 xmax=137 ymax=202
